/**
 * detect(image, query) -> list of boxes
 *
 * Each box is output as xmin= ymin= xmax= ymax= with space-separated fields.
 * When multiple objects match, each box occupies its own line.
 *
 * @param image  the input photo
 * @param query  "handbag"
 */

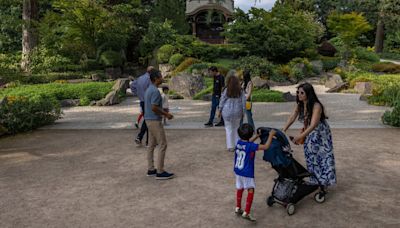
xmin=245 ymin=101 xmax=252 ymax=110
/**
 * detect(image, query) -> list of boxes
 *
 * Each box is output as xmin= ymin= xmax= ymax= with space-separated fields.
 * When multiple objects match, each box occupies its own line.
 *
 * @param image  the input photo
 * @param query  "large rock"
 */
xmin=252 ymin=76 xmax=270 ymax=89
xmin=159 ymin=64 xmax=174 ymax=78
xmin=112 ymin=78 xmax=130 ymax=93
xmin=326 ymin=82 xmax=349 ymax=93
xmin=282 ymin=92 xmax=296 ymax=102
xmin=60 ymin=99 xmax=80 ymax=107
xmin=169 ymin=73 xmax=205 ymax=98
xmin=324 ymin=73 xmax=343 ymax=89
xmin=96 ymin=90 xmax=119 ymax=106
xmin=354 ymin=82 xmax=373 ymax=95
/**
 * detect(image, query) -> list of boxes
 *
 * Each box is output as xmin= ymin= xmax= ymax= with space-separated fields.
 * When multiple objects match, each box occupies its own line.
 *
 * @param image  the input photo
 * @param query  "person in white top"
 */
xmin=160 ymin=86 xmax=170 ymax=125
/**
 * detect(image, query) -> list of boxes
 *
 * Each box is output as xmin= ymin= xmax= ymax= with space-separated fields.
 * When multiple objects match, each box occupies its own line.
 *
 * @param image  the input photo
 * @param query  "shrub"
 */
xmin=0 ymin=82 xmax=113 ymax=103
xmin=157 ymin=44 xmax=175 ymax=63
xmin=100 ymin=50 xmax=123 ymax=67
xmin=252 ymin=89 xmax=285 ymax=102
xmin=320 ymin=56 xmax=340 ymax=71
xmin=354 ymin=47 xmax=380 ymax=62
xmin=169 ymin=53 xmax=184 ymax=67
xmin=287 ymin=58 xmax=314 ymax=82
xmin=193 ymin=86 xmax=213 ymax=100
xmin=171 ymin=57 xmax=200 ymax=76
xmin=233 ymin=56 xmax=276 ymax=79
xmin=30 ymin=46 xmax=73 ymax=73
xmin=0 ymin=94 xmax=62 ymax=134
xmin=382 ymin=101 xmax=400 ymax=127
xmin=371 ymin=62 xmax=400 ymax=74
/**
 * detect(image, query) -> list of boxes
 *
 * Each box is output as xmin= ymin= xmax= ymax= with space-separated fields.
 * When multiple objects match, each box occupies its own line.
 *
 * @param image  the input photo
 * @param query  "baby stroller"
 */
xmin=258 ymin=127 xmax=326 ymax=216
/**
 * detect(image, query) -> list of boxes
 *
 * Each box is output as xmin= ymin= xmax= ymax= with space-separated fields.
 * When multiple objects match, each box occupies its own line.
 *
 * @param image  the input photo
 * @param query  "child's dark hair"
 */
xmin=238 ymin=123 xmax=254 ymax=140
xmin=162 ymin=86 xmax=169 ymax=92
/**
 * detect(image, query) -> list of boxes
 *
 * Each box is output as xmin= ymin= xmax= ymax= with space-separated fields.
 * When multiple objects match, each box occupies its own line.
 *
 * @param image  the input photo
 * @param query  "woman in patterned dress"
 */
xmin=282 ymin=83 xmax=337 ymax=187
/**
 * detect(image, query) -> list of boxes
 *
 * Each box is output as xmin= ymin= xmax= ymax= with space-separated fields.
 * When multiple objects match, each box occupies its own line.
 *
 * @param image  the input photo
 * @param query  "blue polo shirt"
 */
xmin=144 ymin=84 xmax=162 ymax=121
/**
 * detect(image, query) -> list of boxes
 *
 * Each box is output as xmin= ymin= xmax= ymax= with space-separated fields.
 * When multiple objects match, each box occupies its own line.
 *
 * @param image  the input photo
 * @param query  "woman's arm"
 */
xmin=292 ymin=103 xmax=321 ymax=144
xmin=282 ymin=105 xmax=299 ymax=132
xmin=246 ymin=81 xmax=253 ymax=100
xmin=217 ymin=89 xmax=228 ymax=117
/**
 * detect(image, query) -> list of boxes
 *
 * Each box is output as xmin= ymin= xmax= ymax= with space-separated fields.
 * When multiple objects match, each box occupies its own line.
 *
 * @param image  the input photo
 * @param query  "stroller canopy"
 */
xmin=258 ymin=127 xmax=292 ymax=167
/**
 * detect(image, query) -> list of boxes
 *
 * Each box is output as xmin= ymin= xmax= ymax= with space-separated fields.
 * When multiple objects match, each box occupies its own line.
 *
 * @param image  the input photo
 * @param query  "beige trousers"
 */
xmin=146 ymin=120 xmax=167 ymax=173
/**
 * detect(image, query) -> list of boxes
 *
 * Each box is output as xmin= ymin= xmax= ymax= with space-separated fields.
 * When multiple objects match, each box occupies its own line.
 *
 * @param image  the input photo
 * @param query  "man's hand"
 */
xmin=165 ymin=113 xmax=174 ymax=120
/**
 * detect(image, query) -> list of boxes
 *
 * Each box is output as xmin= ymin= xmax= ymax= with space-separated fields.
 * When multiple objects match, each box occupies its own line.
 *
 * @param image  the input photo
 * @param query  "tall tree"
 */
xmin=151 ymin=0 xmax=189 ymax=34
xmin=21 ymin=0 xmax=39 ymax=72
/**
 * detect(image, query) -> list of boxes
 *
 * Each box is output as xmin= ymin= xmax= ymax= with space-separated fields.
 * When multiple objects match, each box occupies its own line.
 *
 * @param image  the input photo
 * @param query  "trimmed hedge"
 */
xmin=0 ymin=82 xmax=114 ymax=104
xmin=0 ymin=94 xmax=61 ymax=135
xmin=252 ymin=89 xmax=285 ymax=102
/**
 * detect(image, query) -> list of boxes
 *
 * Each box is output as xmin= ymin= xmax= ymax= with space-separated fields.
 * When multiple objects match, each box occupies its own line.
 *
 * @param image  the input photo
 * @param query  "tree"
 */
xmin=151 ymin=0 xmax=189 ymax=34
xmin=0 ymin=0 xmax=22 ymax=53
xmin=21 ymin=0 xmax=39 ymax=72
xmin=374 ymin=0 xmax=400 ymax=53
xmin=327 ymin=12 xmax=372 ymax=60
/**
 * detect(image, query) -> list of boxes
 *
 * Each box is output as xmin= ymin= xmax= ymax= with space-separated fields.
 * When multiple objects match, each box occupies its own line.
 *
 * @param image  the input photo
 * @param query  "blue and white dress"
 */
xmin=303 ymin=120 xmax=337 ymax=186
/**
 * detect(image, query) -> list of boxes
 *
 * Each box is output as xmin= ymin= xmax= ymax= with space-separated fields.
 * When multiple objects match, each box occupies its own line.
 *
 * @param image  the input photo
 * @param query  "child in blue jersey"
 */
xmin=234 ymin=123 xmax=276 ymax=222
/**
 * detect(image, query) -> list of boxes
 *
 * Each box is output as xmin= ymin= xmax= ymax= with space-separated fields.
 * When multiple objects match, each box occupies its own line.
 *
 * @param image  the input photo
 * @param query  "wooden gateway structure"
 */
xmin=186 ymin=0 xmax=234 ymax=44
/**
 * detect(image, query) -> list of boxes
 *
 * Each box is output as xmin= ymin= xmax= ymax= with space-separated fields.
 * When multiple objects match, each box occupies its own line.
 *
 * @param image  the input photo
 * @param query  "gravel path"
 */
xmin=44 ymin=85 xmax=391 ymax=130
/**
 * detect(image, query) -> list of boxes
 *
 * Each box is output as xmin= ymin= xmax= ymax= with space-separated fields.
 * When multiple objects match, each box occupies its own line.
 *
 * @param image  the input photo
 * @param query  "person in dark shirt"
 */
xmin=205 ymin=66 xmax=225 ymax=127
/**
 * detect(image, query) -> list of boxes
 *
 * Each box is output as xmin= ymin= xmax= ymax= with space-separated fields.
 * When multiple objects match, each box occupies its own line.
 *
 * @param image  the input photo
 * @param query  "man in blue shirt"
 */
xmin=131 ymin=66 xmax=153 ymax=146
xmin=144 ymin=69 xmax=174 ymax=180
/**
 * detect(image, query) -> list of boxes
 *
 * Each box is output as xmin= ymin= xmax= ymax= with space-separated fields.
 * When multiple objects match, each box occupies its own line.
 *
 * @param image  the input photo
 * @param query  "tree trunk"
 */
xmin=374 ymin=18 xmax=384 ymax=53
xmin=21 ymin=0 xmax=39 ymax=73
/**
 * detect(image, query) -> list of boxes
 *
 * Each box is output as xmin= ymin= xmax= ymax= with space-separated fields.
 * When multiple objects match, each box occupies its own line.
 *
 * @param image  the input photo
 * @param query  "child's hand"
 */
xmin=270 ymin=129 xmax=276 ymax=136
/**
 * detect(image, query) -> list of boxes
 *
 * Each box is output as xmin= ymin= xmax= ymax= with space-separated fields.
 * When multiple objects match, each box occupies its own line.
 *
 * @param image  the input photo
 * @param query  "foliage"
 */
xmin=382 ymin=97 xmax=400 ymax=127
xmin=151 ymin=0 xmax=189 ymax=34
xmin=252 ymin=89 xmax=285 ymax=102
xmin=157 ymin=44 xmax=175 ymax=64
xmin=233 ymin=56 xmax=276 ymax=79
xmin=139 ymin=20 xmax=177 ymax=64
xmin=384 ymin=31 xmax=400 ymax=54
xmin=320 ymin=56 xmax=340 ymax=71
xmin=0 ymin=0 xmax=22 ymax=53
xmin=193 ymin=86 xmax=213 ymax=100
xmin=29 ymin=46 xmax=73 ymax=73
xmin=0 ymin=94 xmax=61 ymax=134
xmin=1 ymin=71 xmax=103 ymax=84
xmin=224 ymin=5 xmax=323 ymax=62
xmin=371 ymin=62 xmax=400 ymax=74
xmin=327 ymin=12 xmax=372 ymax=57
xmin=168 ymin=53 xmax=184 ymax=67
xmin=354 ymin=47 xmax=380 ymax=62
xmin=379 ymin=52 xmax=400 ymax=61
xmin=0 ymin=82 xmax=113 ymax=103
xmin=99 ymin=50 xmax=123 ymax=67
xmin=171 ymin=57 xmax=201 ymax=76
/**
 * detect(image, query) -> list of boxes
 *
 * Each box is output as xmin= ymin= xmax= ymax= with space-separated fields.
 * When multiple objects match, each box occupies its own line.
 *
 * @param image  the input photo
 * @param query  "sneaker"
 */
xmin=235 ymin=207 xmax=243 ymax=216
xmin=204 ymin=122 xmax=213 ymax=127
xmin=242 ymin=212 xmax=256 ymax=222
xmin=215 ymin=122 xmax=224 ymax=127
xmin=135 ymin=122 xmax=139 ymax=129
xmin=147 ymin=169 xmax=157 ymax=176
xmin=135 ymin=138 xmax=142 ymax=146
xmin=155 ymin=171 xmax=175 ymax=180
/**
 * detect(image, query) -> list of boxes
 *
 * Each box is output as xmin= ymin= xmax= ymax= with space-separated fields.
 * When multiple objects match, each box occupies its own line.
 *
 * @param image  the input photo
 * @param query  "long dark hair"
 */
xmin=227 ymin=73 xmax=241 ymax=98
xmin=243 ymin=69 xmax=251 ymax=89
xmin=296 ymin=83 xmax=327 ymax=124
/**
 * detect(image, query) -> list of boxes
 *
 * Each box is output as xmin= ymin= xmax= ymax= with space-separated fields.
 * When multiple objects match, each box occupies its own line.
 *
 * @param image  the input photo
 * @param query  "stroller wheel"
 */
xmin=314 ymin=192 xmax=325 ymax=203
xmin=266 ymin=196 xmax=275 ymax=207
xmin=286 ymin=203 xmax=295 ymax=216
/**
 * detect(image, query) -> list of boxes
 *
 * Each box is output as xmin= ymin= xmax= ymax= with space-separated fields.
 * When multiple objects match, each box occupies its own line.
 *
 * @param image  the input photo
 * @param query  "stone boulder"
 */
xmin=96 ymin=90 xmax=119 ymax=106
xmin=252 ymin=77 xmax=270 ymax=89
xmin=91 ymin=73 xmax=102 ymax=81
xmin=326 ymin=82 xmax=349 ymax=93
xmin=112 ymin=78 xmax=130 ymax=93
xmin=159 ymin=64 xmax=174 ymax=78
xmin=282 ymin=92 xmax=296 ymax=102
xmin=324 ymin=73 xmax=343 ymax=89
xmin=169 ymin=73 xmax=205 ymax=98
xmin=354 ymin=82 xmax=373 ymax=95
xmin=60 ymin=99 xmax=80 ymax=107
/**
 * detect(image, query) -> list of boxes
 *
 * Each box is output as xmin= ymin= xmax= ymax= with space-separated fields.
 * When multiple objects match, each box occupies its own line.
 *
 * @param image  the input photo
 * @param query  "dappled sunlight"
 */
xmin=0 ymin=152 xmax=40 ymax=165
xmin=356 ymin=109 xmax=387 ymax=114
